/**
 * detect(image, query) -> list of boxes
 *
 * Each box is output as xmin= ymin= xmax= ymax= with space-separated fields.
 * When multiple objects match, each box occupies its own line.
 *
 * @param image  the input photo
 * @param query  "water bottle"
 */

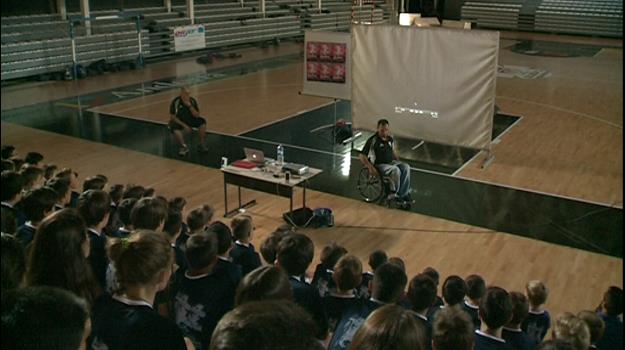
xmin=277 ymin=144 xmax=284 ymax=165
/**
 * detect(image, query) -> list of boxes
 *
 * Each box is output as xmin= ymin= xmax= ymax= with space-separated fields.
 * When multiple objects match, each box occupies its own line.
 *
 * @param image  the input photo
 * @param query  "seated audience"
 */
xmin=24 ymin=151 xmax=44 ymax=166
xmin=172 ymin=232 xmax=237 ymax=350
xmin=433 ymin=306 xmax=475 ymax=350
xmin=82 ymin=176 xmax=107 ymax=192
xmin=388 ymin=256 xmax=406 ymax=271
xmin=443 ymin=275 xmax=468 ymax=308
xmin=77 ymin=190 xmax=111 ymax=290
xmin=312 ymin=242 xmax=347 ymax=297
xmin=503 ymin=291 xmax=533 ymax=350
xmin=276 ymin=232 xmax=328 ymax=340
xmin=112 ymin=197 xmax=137 ymax=238
xmin=323 ymin=254 xmax=363 ymax=331
xmin=19 ymin=165 xmax=44 ymax=191
xmin=91 ymin=231 xmax=191 ymax=350
xmin=1 ymin=171 xmax=24 ymax=234
xmin=25 ymin=209 xmax=99 ymax=304
xmin=259 ymin=227 xmax=291 ymax=265
xmin=46 ymin=177 xmax=71 ymax=211
xmin=357 ymin=249 xmax=388 ymax=298
xmin=235 ymin=265 xmax=293 ymax=306
xmin=1 ymin=286 xmax=91 ymax=350
xmin=475 ymin=286 xmax=513 ymax=350
xmin=122 ymin=184 xmax=150 ymax=200
xmin=408 ymin=273 xmax=438 ymax=350
xmin=423 ymin=266 xmax=446 ymax=314
xmin=1 ymin=145 xmax=16 ymax=160
xmin=169 ymin=196 xmax=189 ymax=235
xmin=577 ymin=310 xmax=605 ymax=350
xmin=351 ymin=304 xmax=426 ymax=350
xmin=15 ymin=187 xmax=56 ymax=248
xmin=329 ymin=262 xmax=407 ymax=350
xmin=229 ymin=214 xmax=261 ymax=276
xmin=522 ymin=280 xmax=552 ymax=347
xmin=1 ymin=233 xmax=26 ymax=291
xmin=164 ymin=210 xmax=185 ymax=267
xmin=130 ymin=197 xmax=168 ymax=231
xmin=595 ymin=286 xmax=623 ymax=350
xmin=207 ymin=221 xmax=242 ymax=288
xmin=1 ymin=159 xmax=14 ymax=171
xmin=177 ymin=204 xmax=213 ymax=253
xmin=209 ymin=300 xmax=323 ymax=350
xmin=104 ymin=183 xmax=125 ymax=235
xmin=552 ymin=313 xmax=590 ymax=350
xmin=55 ymin=168 xmax=80 ymax=207
xmin=43 ymin=164 xmax=57 ymax=180
xmin=464 ymin=274 xmax=487 ymax=330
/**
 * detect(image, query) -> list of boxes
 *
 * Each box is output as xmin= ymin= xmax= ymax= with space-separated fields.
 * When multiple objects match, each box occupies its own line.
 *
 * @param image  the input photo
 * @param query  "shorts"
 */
xmin=169 ymin=116 xmax=206 ymax=131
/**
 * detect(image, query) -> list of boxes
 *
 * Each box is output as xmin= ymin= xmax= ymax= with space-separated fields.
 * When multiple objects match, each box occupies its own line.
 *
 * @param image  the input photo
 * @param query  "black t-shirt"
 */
xmin=475 ymin=331 xmax=513 ymax=350
xmin=311 ymin=264 xmax=335 ymax=297
xmin=171 ymin=267 xmax=237 ymax=350
xmin=90 ymin=294 xmax=187 ymax=350
xmin=463 ymin=300 xmax=482 ymax=329
xmin=170 ymin=96 xmax=199 ymax=123
xmin=229 ymin=242 xmax=261 ymax=276
xmin=502 ymin=328 xmax=534 ymax=350
xmin=214 ymin=257 xmax=243 ymax=288
xmin=88 ymin=229 xmax=108 ymax=290
xmin=356 ymin=272 xmax=374 ymax=299
xmin=323 ymin=293 xmax=361 ymax=331
xmin=520 ymin=310 xmax=551 ymax=346
xmin=360 ymin=134 xmax=395 ymax=165
xmin=328 ymin=298 xmax=385 ymax=350
xmin=290 ymin=276 xmax=329 ymax=339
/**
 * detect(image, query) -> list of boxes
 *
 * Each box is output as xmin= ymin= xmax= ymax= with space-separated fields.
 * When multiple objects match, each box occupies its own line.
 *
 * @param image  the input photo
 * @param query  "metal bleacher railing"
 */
xmin=0 ymin=0 xmax=384 ymax=81
xmin=461 ymin=0 xmax=622 ymax=37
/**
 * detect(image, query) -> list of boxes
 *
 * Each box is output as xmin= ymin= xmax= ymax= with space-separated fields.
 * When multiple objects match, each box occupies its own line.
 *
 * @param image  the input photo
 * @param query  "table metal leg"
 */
xmin=223 ymin=177 xmax=228 ymax=217
xmin=238 ymin=186 xmax=242 ymax=208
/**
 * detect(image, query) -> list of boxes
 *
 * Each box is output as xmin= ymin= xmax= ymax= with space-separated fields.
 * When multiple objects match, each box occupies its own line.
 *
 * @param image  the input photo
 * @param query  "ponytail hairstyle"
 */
xmin=108 ymin=230 xmax=173 ymax=290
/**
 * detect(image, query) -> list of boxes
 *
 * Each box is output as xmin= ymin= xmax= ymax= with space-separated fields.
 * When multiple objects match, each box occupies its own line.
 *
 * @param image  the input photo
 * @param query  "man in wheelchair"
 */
xmin=358 ymin=119 xmax=413 ymax=210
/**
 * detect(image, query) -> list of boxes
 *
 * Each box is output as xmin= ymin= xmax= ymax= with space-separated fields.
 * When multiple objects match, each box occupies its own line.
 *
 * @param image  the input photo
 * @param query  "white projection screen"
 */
xmin=302 ymin=31 xmax=351 ymax=100
xmin=352 ymin=25 xmax=499 ymax=150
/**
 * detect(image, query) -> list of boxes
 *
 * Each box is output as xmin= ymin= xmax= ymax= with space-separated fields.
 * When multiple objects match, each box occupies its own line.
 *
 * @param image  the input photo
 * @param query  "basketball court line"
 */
xmin=92 ymin=109 xmax=621 ymax=209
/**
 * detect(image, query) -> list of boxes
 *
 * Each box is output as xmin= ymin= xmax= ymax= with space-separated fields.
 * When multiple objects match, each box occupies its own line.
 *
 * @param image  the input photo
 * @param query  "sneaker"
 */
xmin=178 ymin=145 xmax=189 ymax=156
xmin=198 ymin=144 xmax=209 ymax=153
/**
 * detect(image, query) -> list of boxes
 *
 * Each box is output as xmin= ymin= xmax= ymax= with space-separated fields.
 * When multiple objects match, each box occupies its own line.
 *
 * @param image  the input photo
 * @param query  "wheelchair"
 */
xmin=357 ymin=166 xmax=414 ymax=209
xmin=356 ymin=167 xmax=396 ymax=206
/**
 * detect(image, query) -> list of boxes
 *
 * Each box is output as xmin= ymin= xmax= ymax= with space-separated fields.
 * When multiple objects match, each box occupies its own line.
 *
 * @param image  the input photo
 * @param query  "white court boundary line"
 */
xmin=91 ymin=111 xmax=622 ymax=209
xmin=496 ymin=95 xmax=623 ymax=129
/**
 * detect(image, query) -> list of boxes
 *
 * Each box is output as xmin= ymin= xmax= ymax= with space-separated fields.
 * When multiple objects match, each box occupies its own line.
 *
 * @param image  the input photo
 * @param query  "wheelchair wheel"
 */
xmin=357 ymin=167 xmax=384 ymax=203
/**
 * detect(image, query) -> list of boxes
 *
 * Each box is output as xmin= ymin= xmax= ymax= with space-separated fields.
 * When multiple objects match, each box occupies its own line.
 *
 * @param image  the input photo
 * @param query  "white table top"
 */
xmin=221 ymin=162 xmax=322 ymax=187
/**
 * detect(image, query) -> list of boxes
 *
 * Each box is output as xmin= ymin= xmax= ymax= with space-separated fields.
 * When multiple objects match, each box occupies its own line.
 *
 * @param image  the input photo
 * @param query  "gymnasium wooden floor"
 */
xmin=1 ymin=31 xmax=622 ymax=322
xmin=2 ymin=121 xmax=622 ymax=324
xmin=17 ymin=31 xmax=617 ymax=206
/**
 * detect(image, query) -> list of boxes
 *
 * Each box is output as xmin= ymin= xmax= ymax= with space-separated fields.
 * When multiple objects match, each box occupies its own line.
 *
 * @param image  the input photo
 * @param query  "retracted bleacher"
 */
xmin=461 ymin=0 xmax=622 ymax=37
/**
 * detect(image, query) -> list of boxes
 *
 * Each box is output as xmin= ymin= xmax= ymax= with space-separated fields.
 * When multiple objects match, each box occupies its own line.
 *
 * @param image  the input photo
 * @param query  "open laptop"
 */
xmin=244 ymin=148 xmax=265 ymax=165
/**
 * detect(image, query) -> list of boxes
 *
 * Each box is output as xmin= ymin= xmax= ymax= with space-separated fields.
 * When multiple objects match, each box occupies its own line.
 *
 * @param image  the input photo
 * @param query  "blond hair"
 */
xmin=553 ymin=313 xmax=591 ymax=350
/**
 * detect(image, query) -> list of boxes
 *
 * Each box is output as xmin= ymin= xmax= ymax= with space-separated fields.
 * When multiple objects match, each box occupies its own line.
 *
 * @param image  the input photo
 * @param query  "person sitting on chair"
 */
xmin=358 ymin=119 xmax=412 ymax=209
xmin=169 ymin=86 xmax=208 ymax=156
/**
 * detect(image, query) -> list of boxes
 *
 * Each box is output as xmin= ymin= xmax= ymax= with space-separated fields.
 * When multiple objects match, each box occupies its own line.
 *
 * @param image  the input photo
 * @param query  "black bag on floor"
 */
xmin=283 ymin=207 xmax=314 ymax=228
